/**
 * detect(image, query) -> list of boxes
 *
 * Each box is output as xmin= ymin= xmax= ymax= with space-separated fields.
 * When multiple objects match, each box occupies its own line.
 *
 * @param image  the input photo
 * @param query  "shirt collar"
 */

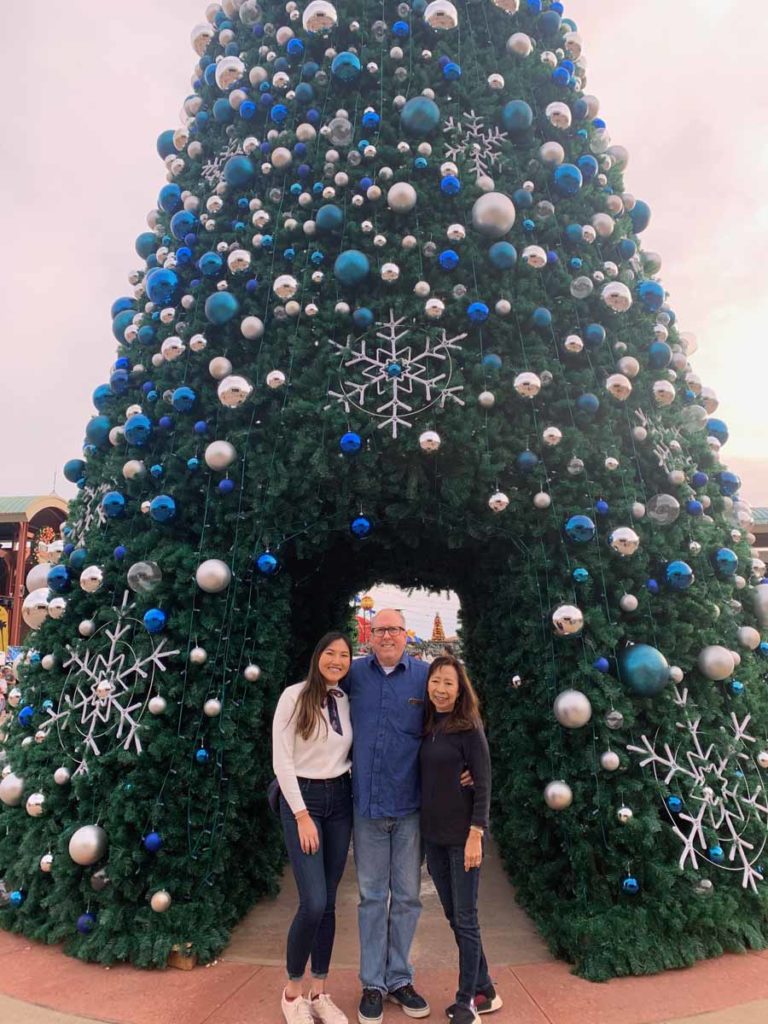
xmin=368 ymin=652 xmax=410 ymax=673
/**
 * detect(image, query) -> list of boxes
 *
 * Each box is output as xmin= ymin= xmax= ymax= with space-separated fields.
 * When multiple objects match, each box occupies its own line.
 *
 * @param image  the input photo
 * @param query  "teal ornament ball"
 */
xmin=400 ymin=96 xmax=441 ymax=137
xmin=331 ymin=51 xmax=361 ymax=82
xmin=334 ymin=250 xmax=370 ymax=287
xmin=618 ymin=643 xmax=670 ymax=697
xmin=488 ymin=242 xmax=517 ymax=269
xmin=205 ymin=291 xmax=240 ymax=324
xmin=223 ymin=155 xmax=254 ymax=187
xmin=501 ymin=99 xmax=533 ymax=136
xmin=316 ymin=204 xmax=344 ymax=232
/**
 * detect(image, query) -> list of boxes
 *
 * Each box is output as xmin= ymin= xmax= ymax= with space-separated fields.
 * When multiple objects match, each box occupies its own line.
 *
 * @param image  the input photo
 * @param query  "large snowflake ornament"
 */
xmin=327 ymin=310 xmax=466 ymax=438
xmin=443 ymin=110 xmax=507 ymax=184
xmin=628 ymin=686 xmax=768 ymax=891
xmin=43 ymin=591 xmax=179 ymax=775
xmin=68 ymin=482 xmax=111 ymax=547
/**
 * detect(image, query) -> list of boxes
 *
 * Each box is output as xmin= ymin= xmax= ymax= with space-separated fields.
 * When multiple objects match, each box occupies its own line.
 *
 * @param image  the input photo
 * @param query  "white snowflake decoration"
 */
xmin=327 ymin=310 xmax=466 ymax=438
xmin=628 ymin=686 xmax=768 ymax=891
xmin=43 ymin=591 xmax=179 ymax=775
xmin=201 ymin=137 xmax=243 ymax=186
xmin=443 ymin=110 xmax=507 ymax=184
xmin=68 ymin=482 xmax=111 ymax=547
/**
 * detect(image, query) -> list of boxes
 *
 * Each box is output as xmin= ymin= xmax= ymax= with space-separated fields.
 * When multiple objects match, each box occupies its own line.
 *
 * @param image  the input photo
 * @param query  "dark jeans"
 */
xmin=425 ymin=840 xmax=491 ymax=1008
xmin=280 ymin=774 xmax=353 ymax=980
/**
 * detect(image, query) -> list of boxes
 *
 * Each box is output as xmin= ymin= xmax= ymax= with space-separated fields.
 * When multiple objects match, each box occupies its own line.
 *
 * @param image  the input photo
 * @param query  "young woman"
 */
xmin=272 ymin=632 xmax=354 ymax=1024
xmin=420 ymin=655 xmax=502 ymax=1024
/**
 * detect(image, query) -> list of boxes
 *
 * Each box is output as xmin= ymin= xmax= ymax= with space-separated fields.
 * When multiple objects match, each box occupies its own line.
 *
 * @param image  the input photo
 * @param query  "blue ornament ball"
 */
xmin=223 ymin=155 xmax=254 ymax=187
xmin=440 ymin=175 xmax=461 ymax=196
xmin=143 ymin=608 xmax=167 ymax=634
xmin=195 ymin=748 xmax=210 ymax=765
xmin=501 ymin=100 xmax=533 ymax=136
xmin=712 ymin=547 xmax=738 ymax=577
xmin=716 ymin=470 xmax=740 ymax=497
xmin=708 ymin=845 xmax=725 ymax=863
xmin=256 ymin=552 xmax=279 ymax=576
xmin=488 ymin=242 xmax=517 ymax=269
xmin=47 ymin=565 xmax=72 ymax=593
xmin=577 ymin=393 xmax=600 ymax=415
xmin=144 ymin=268 xmax=178 ymax=305
xmin=618 ymin=643 xmax=670 ymax=697
xmin=135 ymin=232 xmax=158 ymax=259
xmin=482 ymin=354 xmax=502 ymax=371
xmin=76 ymin=912 xmax=97 ymax=935
xmin=85 ymin=416 xmax=111 ymax=446
xmin=334 ymin=250 xmax=370 ymax=287
xmin=205 ymin=291 xmax=240 ymax=325
xmin=340 ymin=432 xmax=362 ymax=454
xmin=351 ymin=516 xmax=372 ymax=538
xmin=629 ymin=200 xmax=651 ymax=233
xmin=156 ymin=129 xmax=176 ymax=159
xmin=18 ymin=706 xmax=34 ymax=727
xmin=666 ymin=561 xmax=694 ymax=590
xmin=516 ymin=450 xmax=538 ymax=473
xmin=172 ymin=387 xmax=196 ymax=412
xmin=102 ymin=491 xmax=126 ymax=518
xmin=637 ymin=280 xmax=665 ymax=312
xmin=158 ymin=184 xmax=182 ymax=214
xmin=572 ymin=567 xmax=590 ymax=583
xmin=622 ymin=877 xmax=640 ymax=895
xmin=400 ymin=96 xmax=441 ymax=137
xmin=666 ymin=796 xmax=683 ymax=814
xmin=553 ymin=163 xmax=583 ymax=197
xmin=149 ymin=495 xmax=177 ymax=523
xmin=316 ymin=204 xmax=344 ymax=232
xmin=564 ymin=515 xmax=596 ymax=543
xmin=331 ymin=51 xmax=362 ymax=82
xmin=143 ymin=831 xmax=163 ymax=853
xmin=584 ymin=323 xmax=606 ymax=349
xmin=64 ymin=459 xmax=86 ymax=484
xmin=69 ymin=549 xmax=88 ymax=570
xmin=124 ymin=414 xmax=152 ymax=446
xmin=648 ymin=341 xmax=672 ymax=368
xmin=9 ymin=890 xmax=25 ymax=908
xmin=467 ymin=302 xmax=489 ymax=323
xmin=92 ymin=385 xmax=111 ymax=411
xmin=707 ymin=418 xmax=729 ymax=445
xmin=114 ymin=545 xmax=127 ymax=560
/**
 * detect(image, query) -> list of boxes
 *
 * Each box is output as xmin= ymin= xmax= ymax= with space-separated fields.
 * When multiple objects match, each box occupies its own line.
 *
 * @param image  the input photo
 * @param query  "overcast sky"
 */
xmin=2 ymin=0 xmax=766 ymax=510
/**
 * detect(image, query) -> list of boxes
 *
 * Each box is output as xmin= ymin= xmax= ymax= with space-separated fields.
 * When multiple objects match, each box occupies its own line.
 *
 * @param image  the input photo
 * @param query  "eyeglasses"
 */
xmin=371 ymin=626 xmax=406 ymax=637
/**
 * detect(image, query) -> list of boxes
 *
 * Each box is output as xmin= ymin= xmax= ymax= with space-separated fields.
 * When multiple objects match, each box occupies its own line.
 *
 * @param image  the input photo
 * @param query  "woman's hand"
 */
xmin=296 ymin=811 xmax=320 ymax=855
xmin=464 ymin=830 xmax=483 ymax=871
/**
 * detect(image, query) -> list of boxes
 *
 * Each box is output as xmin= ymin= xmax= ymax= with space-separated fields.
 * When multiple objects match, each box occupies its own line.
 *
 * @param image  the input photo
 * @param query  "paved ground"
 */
xmin=2 ymin=840 xmax=768 ymax=1024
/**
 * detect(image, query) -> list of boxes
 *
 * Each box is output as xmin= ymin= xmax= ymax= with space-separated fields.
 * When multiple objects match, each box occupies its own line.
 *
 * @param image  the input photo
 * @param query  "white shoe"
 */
xmin=310 ymin=993 xmax=349 ymax=1024
xmin=282 ymin=991 xmax=315 ymax=1024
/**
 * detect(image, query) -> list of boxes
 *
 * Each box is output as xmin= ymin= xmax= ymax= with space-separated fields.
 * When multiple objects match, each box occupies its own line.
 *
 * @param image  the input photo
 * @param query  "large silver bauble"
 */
xmin=551 ymin=605 xmax=584 ymax=637
xmin=605 ymin=374 xmax=632 ymax=401
xmin=54 ymin=767 xmax=71 ymax=785
xmin=190 ymin=646 xmax=208 ymax=665
xmin=151 ymin=890 xmax=172 ymax=913
xmin=127 ymin=561 xmax=163 ymax=594
xmin=478 ymin=391 xmax=495 ymax=408
xmin=601 ymin=282 xmax=632 ymax=312
xmin=215 ymin=55 xmax=245 ymax=90
xmin=492 ymin=0 xmax=519 ymax=10
xmin=754 ymin=586 xmax=768 ymax=629
xmin=424 ymin=0 xmax=458 ymax=30
xmin=302 ymin=0 xmax=337 ymax=33
xmin=388 ymin=182 xmax=418 ymax=213
xmin=122 ymin=459 xmax=147 ymax=481
xmin=22 ymin=588 xmax=50 ymax=630
xmin=241 ymin=316 xmax=265 ymax=340
xmin=617 ymin=805 xmax=634 ymax=824
xmin=513 ymin=372 xmax=541 ymax=398
xmin=205 ymin=440 xmax=237 ymax=471
xmin=553 ymin=690 xmax=592 ymax=729
xmin=25 ymin=563 xmax=51 ymax=592
xmin=619 ymin=594 xmax=639 ymax=613
xmin=68 ymin=825 xmax=108 ymax=866
xmin=217 ymin=375 xmax=253 ymax=408
xmin=79 ymin=566 xmax=104 ymax=594
xmin=244 ymin=663 xmax=262 ymax=682
xmin=646 ymin=494 xmax=681 ymax=525
xmin=737 ymin=626 xmax=760 ymax=651
xmin=40 ymin=853 xmax=54 ymax=873
xmin=26 ymin=793 xmax=45 ymax=817
xmin=609 ymin=527 xmax=640 ymax=557
xmin=0 ymin=773 xmax=24 ymax=807
xmin=697 ymin=645 xmax=735 ymax=681
xmin=48 ymin=595 xmax=67 ymax=620
xmin=196 ymin=559 xmax=232 ymax=593
xmin=266 ymin=370 xmax=287 ymax=389
xmin=506 ymin=32 xmax=533 ymax=57
xmin=273 ymin=274 xmax=298 ymax=299
xmin=544 ymin=780 xmax=573 ymax=810
xmin=471 ymin=192 xmax=516 ymax=239
xmin=149 ymin=695 xmax=168 ymax=715
xmin=600 ymin=751 xmax=621 ymax=771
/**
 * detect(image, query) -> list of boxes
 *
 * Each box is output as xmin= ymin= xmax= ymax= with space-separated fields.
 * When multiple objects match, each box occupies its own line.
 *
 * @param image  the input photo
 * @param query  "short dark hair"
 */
xmin=424 ymin=655 xmax=482 ymax=734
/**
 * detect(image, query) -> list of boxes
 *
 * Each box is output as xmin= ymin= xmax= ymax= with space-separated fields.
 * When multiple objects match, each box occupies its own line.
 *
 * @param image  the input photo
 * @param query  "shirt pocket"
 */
xmin=400 ymin=696 xmax=425 ymax=736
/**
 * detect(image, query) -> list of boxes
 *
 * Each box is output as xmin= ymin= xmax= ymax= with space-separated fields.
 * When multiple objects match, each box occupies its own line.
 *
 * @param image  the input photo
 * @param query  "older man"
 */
xmin=346 ymin=608 xmax=430 ymax=1024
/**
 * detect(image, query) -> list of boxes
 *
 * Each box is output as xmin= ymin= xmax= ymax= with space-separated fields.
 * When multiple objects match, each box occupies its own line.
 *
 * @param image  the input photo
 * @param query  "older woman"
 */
xmin=420 ymin=655 xmax=502 ymax=1024
xmin=272 ymin=631 xmax=354 ymax=1024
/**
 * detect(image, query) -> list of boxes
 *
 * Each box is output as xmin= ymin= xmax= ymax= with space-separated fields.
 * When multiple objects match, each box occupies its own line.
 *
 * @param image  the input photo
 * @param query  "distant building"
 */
xmin=0 ymin=495 xmax=68 ymax=654
xmin=754 ymin=508 xmax=768 ymax=563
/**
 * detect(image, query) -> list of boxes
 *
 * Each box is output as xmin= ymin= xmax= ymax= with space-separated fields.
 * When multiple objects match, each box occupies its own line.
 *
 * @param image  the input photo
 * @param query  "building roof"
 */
xmin=0 ymin=495 xmax=69 ymax=524
xmin=754 ymin=507 xmax=768 ymax=525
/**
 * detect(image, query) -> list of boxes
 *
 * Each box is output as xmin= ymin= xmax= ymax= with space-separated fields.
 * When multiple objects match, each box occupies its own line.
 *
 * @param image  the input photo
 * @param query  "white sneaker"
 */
xmin=282 ymin=991 xmax=315 ymax=1024
xmin=310 ymin=993 xmax=349 ymax=1024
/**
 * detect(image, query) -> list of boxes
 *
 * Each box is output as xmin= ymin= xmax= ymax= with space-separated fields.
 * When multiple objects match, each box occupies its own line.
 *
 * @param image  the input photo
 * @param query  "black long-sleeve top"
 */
xmin=419 ymin=715 xmax=491 ymax=846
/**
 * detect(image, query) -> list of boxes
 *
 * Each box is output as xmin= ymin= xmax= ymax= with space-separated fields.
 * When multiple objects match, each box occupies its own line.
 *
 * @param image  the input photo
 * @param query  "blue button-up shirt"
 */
xmin=345 ymin=653 xmax=429 ymax=819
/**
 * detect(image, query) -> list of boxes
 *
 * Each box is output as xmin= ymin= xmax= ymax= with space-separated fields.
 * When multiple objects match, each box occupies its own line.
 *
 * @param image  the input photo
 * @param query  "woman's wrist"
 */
xmin=469 ymin=825 xmax=484 ymax=836
xmin=294 ymin=809 xmax=310 ymax=821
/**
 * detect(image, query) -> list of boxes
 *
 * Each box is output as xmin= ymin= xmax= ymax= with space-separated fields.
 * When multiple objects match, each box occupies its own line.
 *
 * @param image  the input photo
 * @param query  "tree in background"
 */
xmin=0 ymin=0 xmax=767 ymax=980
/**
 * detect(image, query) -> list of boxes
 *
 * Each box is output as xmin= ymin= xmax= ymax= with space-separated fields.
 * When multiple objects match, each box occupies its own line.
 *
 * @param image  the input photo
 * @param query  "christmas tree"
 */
xmin=1 ymin=0 xmax=767 ymax=981
xmin=431 ymin=612 xmax=446 ymax=642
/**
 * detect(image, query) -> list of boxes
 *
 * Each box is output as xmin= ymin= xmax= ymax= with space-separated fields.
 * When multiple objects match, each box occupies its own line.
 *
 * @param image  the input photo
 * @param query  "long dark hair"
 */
xmin=292 ymin=632 xmax=353 ymax=741
xmin=423 ymin=655 xmax=482 ymax=734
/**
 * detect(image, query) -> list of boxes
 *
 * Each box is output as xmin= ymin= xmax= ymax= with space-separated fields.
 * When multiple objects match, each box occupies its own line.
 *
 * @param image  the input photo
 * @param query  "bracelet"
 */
xmin=469 ymin=825 xmax=484 ymax=836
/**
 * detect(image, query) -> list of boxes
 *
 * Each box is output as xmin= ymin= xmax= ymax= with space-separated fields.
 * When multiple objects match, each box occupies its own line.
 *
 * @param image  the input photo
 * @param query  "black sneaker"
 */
xmin=358 ymin=988 xmax=384 ymax=1024
xmin=387 ymin=984 xmax=431 ymax=1018
xmin=446 ymin=986 xmax=503 ymax=1018
xmin=450 ymin=1006 xmax=479 ymax=1024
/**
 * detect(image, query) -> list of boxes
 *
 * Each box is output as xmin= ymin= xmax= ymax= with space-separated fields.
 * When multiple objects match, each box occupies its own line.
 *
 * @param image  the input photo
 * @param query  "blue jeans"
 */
xmin=425 ymin=841 xmax=491 ymax=1008
xmin=280 ymin=775 xmax=353 ymax=980
xmin=353 ymin=810 xmax=422 ymax=993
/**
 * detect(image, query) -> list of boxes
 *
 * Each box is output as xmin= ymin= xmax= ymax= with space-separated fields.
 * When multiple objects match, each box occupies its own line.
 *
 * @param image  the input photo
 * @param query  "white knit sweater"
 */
xmin=271 ymin=681 xmax=352 ymax=814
